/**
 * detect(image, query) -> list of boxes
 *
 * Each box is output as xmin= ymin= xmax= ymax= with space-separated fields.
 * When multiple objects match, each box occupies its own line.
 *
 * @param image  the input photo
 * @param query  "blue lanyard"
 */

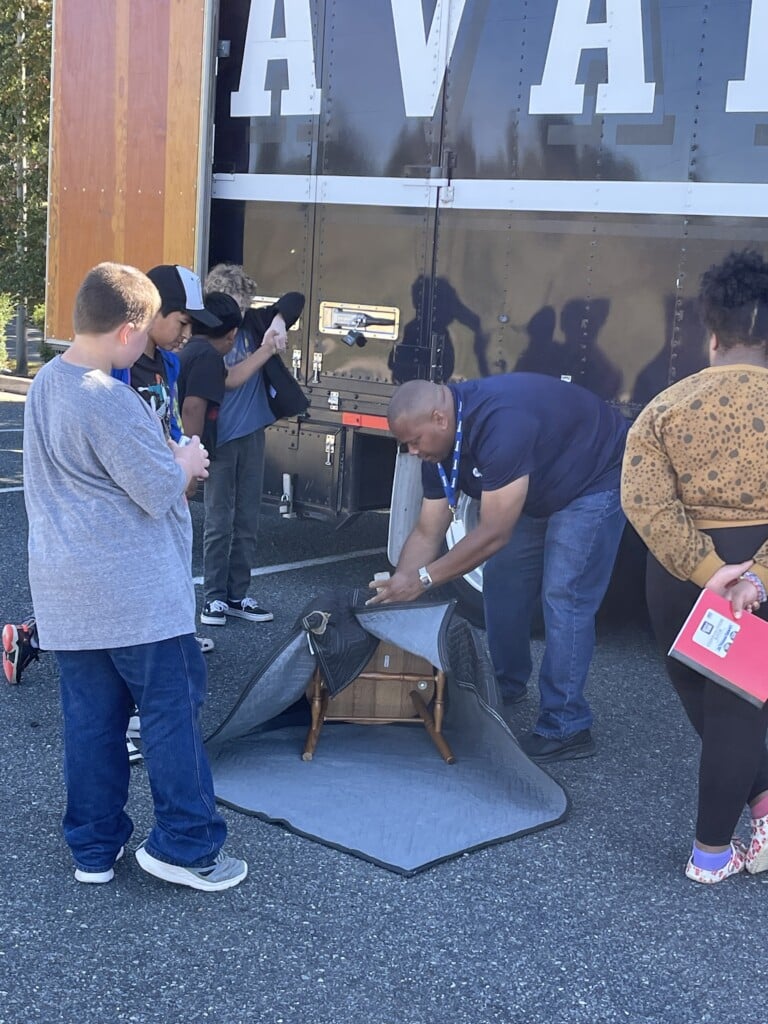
xmin=437 ymin=397 xmax=463 ymax=518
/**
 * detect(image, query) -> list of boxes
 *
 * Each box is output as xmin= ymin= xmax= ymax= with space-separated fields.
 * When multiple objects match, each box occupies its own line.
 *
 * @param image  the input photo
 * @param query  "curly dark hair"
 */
xmin=698 ymin=248 xmax=768 ymax=348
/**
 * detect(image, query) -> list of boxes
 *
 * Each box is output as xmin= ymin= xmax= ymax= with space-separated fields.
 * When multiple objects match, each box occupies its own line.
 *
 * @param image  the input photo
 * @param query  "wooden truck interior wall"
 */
xmin=47 ymin=0 xmax=206 ymax=342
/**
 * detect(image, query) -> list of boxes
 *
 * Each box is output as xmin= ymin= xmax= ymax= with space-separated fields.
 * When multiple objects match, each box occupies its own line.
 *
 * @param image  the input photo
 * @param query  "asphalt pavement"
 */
xmin=1 ymin=390 xmax=766 ymax=1024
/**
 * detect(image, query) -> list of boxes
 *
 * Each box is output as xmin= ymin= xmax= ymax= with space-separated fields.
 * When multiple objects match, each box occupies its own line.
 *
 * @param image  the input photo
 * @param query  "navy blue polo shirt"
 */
xmin=421 ymin=374 xmax=629 ymax=517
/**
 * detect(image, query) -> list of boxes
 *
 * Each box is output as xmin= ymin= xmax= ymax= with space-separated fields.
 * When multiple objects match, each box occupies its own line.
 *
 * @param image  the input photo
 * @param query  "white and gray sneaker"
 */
xmin=75 ymin=846 xmax=124 ymax=884
xmin=201 ymin=600 xmax=228 ymax=626
xmin=135 ymin=843 xmax=248 ymax=892
xmin=226 ymin=597 xmax=273 ymax=623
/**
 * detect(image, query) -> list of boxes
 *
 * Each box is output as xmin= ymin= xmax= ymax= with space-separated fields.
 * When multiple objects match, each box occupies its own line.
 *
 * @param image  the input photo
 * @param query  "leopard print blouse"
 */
xmin=622 ymin=364 xmax=768 ymax=588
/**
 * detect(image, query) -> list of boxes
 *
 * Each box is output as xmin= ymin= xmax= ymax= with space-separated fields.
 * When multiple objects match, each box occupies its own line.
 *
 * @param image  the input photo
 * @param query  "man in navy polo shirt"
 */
xmin=368 ymin=374 xmax=628 ymax=763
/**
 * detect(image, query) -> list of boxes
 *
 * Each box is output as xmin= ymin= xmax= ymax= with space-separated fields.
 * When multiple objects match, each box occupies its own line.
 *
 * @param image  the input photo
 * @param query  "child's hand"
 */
xmin=263 ymin=325 xmax=287 ymax=354
xmin=170 ymin=436 xmax=210 ymax=480
xmin=267 ymin=313 xmax=288 ymax=351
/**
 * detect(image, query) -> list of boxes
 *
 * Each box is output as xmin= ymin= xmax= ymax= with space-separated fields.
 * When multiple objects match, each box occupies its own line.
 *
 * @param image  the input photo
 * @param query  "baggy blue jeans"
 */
xmin=55 ymin=635 xmax=227 ymax=873
xmin=483 ymin=488 xmax=626 ymax=739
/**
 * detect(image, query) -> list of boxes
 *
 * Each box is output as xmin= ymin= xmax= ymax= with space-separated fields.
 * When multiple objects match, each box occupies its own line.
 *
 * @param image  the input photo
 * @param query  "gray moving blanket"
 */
xmin=206 ymin=597 xmax=568 ymax=875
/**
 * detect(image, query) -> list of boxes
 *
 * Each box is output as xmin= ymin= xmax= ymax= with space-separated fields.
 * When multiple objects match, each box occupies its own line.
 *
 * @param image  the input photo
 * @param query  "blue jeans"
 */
xmin=55 ymin=635 xmax=226 ymax=872
xmin=483 ymin=488 xmax=626 ymax=739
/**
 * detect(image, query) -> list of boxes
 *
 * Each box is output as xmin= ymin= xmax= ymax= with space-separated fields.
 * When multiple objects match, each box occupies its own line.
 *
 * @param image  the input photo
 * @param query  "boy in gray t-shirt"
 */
xmin=24 ymin=262 xmax=247 ymax=892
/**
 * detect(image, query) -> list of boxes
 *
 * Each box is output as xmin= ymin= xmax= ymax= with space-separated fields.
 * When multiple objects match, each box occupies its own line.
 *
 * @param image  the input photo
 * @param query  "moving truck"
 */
xmin=47 ymin=0 xmax=768 ymax=613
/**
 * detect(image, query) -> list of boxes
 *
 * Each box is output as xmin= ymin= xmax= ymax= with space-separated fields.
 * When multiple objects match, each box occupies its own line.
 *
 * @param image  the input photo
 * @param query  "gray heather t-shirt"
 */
xmin=24 ymin=357 xmax=196 ymax=650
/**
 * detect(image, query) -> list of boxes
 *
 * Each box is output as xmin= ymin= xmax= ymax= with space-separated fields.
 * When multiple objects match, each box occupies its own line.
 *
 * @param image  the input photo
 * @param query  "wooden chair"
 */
xmin=302 ymin=641 xmax=455 ymax=764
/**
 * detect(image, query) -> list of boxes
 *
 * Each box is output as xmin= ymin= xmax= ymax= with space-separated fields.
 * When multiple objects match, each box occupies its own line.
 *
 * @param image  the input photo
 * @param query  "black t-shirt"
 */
xmin=178 ymin=337 xmax=227 ymax=454
xmin=421 ymin=374 xmax=629 ymax=517
xmin=130 ymin=351 xmax=172 ymax=438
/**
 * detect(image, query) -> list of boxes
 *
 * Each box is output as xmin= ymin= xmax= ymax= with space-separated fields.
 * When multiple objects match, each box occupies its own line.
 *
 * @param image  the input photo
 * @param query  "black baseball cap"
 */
xmin=192 ymin=292 xmax=243 ymax=336
xmin=146 ymin=265 xmax=221 ymax=328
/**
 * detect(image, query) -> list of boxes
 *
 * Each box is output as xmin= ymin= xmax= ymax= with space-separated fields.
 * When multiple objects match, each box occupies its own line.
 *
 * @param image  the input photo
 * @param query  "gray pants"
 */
xmin=203 ymin=431 xmax=265 ymax=605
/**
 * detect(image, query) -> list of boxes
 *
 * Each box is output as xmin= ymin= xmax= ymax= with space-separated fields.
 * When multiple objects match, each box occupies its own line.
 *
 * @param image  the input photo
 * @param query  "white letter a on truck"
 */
xmin=529 ymin=0 xmax=656 ymax=115
xmin=231 ymin=0 xmax=320 ymax=117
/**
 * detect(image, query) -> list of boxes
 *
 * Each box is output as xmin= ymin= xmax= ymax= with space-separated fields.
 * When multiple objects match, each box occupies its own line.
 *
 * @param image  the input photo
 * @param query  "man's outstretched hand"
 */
xmin=366 ymin=571 xmax=424 ymax=605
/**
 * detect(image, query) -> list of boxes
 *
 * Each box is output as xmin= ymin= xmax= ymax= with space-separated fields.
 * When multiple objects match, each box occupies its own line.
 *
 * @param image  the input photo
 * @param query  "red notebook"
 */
xmin=668 ymin=589 xmax=768 ymax=707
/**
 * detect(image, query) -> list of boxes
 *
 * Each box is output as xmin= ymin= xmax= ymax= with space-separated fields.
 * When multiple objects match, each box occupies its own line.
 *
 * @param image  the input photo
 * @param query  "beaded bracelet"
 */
xmin=739 ymin=570 xmax=767 ymax=605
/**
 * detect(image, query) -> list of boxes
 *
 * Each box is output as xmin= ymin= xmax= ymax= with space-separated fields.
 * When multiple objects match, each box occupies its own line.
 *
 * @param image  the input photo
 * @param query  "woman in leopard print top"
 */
xmin=622 ymin=249 xmax=768 ymax=885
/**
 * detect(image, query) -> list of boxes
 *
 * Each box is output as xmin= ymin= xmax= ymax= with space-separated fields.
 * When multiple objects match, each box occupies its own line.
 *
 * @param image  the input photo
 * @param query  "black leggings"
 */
xmin=646 ymin=524 xmax=768 ymax=846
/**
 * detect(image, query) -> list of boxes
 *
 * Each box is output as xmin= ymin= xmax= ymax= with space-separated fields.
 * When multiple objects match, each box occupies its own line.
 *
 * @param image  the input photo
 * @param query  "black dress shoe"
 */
xmin=519 ymin=729 xmax=595 ymax=764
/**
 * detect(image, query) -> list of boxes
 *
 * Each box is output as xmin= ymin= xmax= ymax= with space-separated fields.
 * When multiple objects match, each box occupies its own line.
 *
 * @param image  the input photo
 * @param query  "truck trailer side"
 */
xmin=47 ymin=0 xmax=768 ymax=611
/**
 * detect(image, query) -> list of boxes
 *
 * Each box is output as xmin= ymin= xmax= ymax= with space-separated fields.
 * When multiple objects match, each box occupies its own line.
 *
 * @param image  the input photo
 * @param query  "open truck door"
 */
xmin=47 ymin=0 xmax=215 ymax=344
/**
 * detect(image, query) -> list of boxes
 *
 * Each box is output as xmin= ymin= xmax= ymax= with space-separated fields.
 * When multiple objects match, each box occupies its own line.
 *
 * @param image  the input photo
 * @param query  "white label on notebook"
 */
xmin=692 ymin=609 xmax=740 ymax=658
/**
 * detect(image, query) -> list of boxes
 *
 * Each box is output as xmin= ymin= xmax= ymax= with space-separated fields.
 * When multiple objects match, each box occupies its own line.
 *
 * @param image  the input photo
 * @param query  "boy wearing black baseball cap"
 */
xmin=117 ymin=264 xmax=220 ymax=657
xmin=146 ymin=264 xmax=221 ymax=331
xmin=114 ymin=265 xmax=221 ymax=442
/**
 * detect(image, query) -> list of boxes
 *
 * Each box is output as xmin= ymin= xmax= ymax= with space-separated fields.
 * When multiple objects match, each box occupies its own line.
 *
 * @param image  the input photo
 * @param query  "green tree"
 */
xmin=0 ymin=1 xmax=51 ymax=370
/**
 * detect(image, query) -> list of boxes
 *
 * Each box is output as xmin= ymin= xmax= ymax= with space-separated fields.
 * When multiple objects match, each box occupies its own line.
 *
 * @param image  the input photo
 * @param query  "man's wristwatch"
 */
xmin=418 ymin=566 xmax=433 ymax=589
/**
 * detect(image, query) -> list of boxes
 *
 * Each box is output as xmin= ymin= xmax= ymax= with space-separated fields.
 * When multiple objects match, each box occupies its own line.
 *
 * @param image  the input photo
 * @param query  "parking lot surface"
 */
xmin=1 ymin=392 xmax=766 ymax=1024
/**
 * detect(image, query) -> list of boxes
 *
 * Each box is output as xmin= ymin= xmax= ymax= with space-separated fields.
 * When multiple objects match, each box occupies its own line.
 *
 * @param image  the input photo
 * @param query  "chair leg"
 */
xmin=302 ymin=669 xmax=327 ymax=761
xmin=410 ymin=690 xmax=456 ymax=764
xmin=433 ymin=670 xmax=446 ymax=734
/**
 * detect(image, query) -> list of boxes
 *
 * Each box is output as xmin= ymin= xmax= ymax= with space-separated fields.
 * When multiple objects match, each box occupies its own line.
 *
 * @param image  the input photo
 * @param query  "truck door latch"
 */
xmin=291 ymin=348 xmax=302 ymax=379
xmin=312 ymin=352 xmax=323 ymax=384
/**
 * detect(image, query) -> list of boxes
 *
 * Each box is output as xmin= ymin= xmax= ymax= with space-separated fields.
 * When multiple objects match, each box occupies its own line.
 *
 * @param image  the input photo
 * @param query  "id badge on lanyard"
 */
xmin=437 ymin=397 xmax=463 ymax=521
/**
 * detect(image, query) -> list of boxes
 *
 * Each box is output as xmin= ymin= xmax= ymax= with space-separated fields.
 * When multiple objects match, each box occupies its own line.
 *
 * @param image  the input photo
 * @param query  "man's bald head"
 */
xmin=387 ymin=380 xmax=444 ymax=429
xmin=387 ymin=381 xmax=456 ymax=462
